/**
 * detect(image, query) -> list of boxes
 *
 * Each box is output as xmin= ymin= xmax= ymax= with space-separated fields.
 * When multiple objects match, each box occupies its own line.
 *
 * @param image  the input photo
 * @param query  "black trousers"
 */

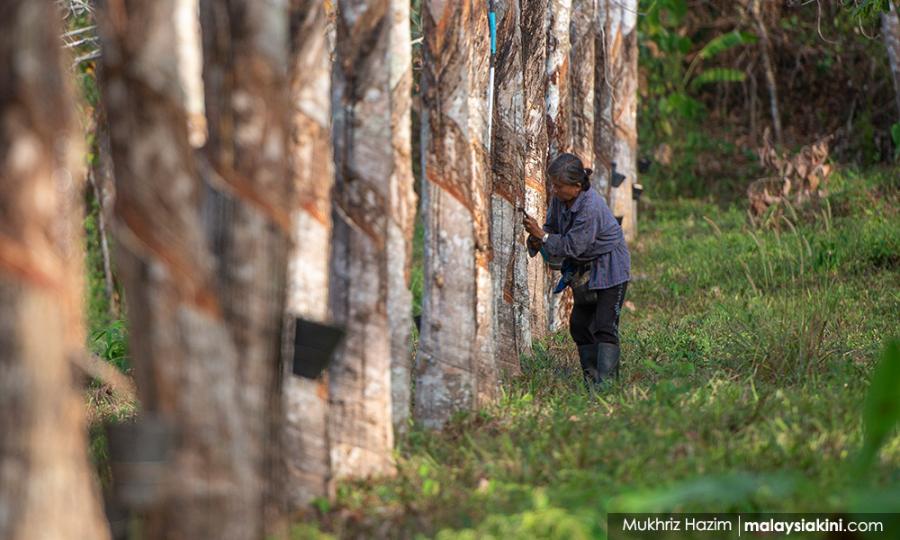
xmin=569 ymin=281 xmax=628 ymax=346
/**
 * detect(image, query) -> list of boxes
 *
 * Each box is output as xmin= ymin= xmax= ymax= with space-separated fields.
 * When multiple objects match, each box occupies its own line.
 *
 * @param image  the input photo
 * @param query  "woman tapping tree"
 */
xmin=523 ymin=153 xmax=631 ymax=387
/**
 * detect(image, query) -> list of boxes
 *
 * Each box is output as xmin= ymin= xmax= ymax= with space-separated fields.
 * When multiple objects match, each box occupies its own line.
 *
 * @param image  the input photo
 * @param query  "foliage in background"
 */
xmin=637 ymin=0 xmax=898 ymax=202
xmin=638 ymin=0 xmax=760 ymax=200
xmin=851 ymin=0 xmax=895 ymax=20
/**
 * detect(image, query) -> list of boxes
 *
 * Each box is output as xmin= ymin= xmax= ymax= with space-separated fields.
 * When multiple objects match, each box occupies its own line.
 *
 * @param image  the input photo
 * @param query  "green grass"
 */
xmin=296 ymin=167 xmax=900 ymax=539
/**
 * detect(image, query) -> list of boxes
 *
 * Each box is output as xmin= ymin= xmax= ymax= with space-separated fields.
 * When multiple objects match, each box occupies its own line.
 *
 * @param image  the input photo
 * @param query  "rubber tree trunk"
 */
xmin=385 ymin=0 xmax=417 ymax=441
xmin=0 ymin=2 xmax=110 ymax=538
xmin=330 ymin=0 xmax=413 ymax=478
xmin=415 ymin=0 xmax=497 ymax=429
xmin=546 ymin=0 xmax=574 ymax=333
xmin=198 ymin=0 xmax=292 ymax=531
xmin=546 ymin=0 xmax=572 ymax=159
xmin=570 ymin=0 xmax=596 ymax=168
xmin=569 ymin=0 xmax=597 ymax=333
xmin=283 ymin=0 xmax=335 ymax=508
xmin=594 ymin=2 xmax=610 ymax=196
xmin=883 ymin=1 xmax=900 ymax=120
xmin=491 ymin=0 xmax=531 ymax=374
xmin=98 ymin=0 xmax=291 ymax=536
xmin=596 ymin=0 xmax=639 ymax=242
xmin=522 ymin=0 xmax=551 ymax=340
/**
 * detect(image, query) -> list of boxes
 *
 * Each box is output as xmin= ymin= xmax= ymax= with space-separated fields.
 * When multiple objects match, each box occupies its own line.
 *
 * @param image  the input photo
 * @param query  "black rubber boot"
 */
xmin=596 ymin=343 xmax=621 ymax=384
xmin=579 ymin=343 xmax=621 ymax=388
xmin=577 ymin=344 xmax=600 ymax=387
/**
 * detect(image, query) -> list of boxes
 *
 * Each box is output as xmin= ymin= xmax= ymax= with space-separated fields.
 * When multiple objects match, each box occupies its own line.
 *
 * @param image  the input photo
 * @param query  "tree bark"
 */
xmin=570 ymin=0 xmax=596 ymax=168
xmin=546 ymin=0 xmax=572 ymax=160
xmin=385 ymin=0 xmax=417 ymax=441
xmin=546 ymin=0 xmax=574 ymax=334
xmin=283 ymin=0 xmax=335 ymax=509
xmin=98 ymin=0 xmax=291 ymax=536
xmin=491 ymin=0 xmax=531 ymax=374
xmin=594 ymin=1 xmax=610 ymax=195
xmin=521 ymin=0 xmax=550 ymax=340
xmin=0 ymin=2 xmax=110 ymax=538
xmin=883 ymin=1 xmax=900 ymax=120
xmin=415 ymin=0 xmax=497 ymax=429
xmin=596 ymin=0 xmax=639 ymax=242
xmin=329 ymin=0 xmax=413 ymax=478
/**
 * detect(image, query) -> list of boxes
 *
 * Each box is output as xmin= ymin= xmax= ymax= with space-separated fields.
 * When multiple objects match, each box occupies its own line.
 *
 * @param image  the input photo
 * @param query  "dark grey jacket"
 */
xmin=542 ymin=188 xmax=631 ymax=289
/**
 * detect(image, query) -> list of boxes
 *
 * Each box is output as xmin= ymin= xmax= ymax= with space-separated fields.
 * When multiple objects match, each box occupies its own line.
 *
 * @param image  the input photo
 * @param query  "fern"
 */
xmin=682 ymin=31 xmax=756 ymax=90
xmin=691 ymin=68 xmax=746 ymax=89
xmin=698 ymin=30 xmax=757 ymax=60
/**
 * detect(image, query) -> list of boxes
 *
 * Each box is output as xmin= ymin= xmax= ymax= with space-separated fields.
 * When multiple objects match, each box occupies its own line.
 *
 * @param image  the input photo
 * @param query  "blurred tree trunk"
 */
xmin=596 ymin=0 xmax=639 ymax=242
xmin=283 ymin=0 xmax=335 ymax=508
xmin=330 ymin=0 xmax=413 ymax=477
xmin=176 ymin=0 xmax=206 ymax=147
xmin=415 ymin=0 xmax=497 ymax=429
xmin=199 ymin=0 xmax=292 ymax=531
xmin=522 ymin=0 xmax=550 ymax=340
xmin=99 ymin=2 xmax=245 ymax=536
xmin=98 ymin=0 xmax=291 ymax=536
xmin=0 ymin=2 xmax=110 ymax=538
xmin=491 ymin=0 xmax=531 ymax=374
xmin=546 ymin=0 xmax=574 ymax=334
xmin=883 ymin=1 xmax=900 ymax=119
